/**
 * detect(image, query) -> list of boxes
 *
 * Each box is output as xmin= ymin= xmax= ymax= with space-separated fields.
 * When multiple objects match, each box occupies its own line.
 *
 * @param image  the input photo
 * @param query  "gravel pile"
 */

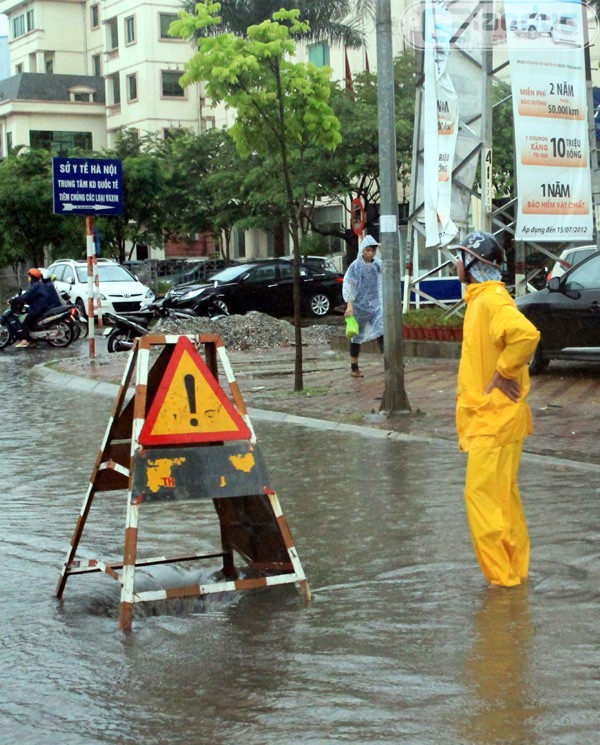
xmin=156 ymin=311 xmax=341 ymax=350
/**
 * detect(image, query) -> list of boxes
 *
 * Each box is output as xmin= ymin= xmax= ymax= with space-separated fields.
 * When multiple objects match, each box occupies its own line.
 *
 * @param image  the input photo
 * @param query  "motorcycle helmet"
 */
xmin=39 ymin=268 xmax=51 ymax=281
xmin=28 ymin=267 xmax=43 ymax=281
xmin=459 ymin=231 xmax=504 ymax=275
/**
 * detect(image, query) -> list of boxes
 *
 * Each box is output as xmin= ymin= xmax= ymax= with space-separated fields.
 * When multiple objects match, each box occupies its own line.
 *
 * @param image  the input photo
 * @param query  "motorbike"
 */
xmin=0 ymin=297 xmax=78 ymax=350
xmin=104 ymin=297 xmax=204 ymax=353
xmin=58 ymin=289 xmax=88 ymax=340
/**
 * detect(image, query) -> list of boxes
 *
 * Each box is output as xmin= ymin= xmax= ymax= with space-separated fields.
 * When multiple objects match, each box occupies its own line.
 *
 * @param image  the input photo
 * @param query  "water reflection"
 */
xmin=462 ymin=587 xmax=539 ymax=745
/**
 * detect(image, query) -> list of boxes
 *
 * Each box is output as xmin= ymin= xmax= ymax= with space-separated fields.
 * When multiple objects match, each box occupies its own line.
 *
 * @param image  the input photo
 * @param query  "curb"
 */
xmin=32 ymin=361 xmax=600 ymax=473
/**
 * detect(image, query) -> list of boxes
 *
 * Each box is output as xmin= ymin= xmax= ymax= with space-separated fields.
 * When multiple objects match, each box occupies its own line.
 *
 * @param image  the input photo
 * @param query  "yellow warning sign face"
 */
xmin=139 ymin=337 xmax=251 ymax=446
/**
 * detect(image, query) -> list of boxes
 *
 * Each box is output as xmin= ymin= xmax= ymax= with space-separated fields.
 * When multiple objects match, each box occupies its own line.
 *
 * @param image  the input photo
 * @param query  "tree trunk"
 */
xmin=290 ymin=221 xmax=303 ymax=392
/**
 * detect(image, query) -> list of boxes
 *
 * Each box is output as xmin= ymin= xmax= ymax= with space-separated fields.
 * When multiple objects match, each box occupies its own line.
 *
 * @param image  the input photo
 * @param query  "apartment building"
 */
xmin=0 ymin=0 xmax=225 ymax=151
xmin=0 ymin=0 xmax=386 ymax=259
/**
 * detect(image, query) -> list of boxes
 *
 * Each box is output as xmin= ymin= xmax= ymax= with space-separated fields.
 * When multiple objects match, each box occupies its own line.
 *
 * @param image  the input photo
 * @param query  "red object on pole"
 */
xmin=86 ymin=216 xmax=96 ymax=360
xmin=350 ymin=197 xmax=366 ymax=236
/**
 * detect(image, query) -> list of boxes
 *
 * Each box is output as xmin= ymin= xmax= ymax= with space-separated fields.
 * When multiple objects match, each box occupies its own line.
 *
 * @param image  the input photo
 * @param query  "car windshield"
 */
xmin=75 ymin=265 xmax=136 ymax=282
xmin=210 ymin=264 xmax=258 ymax=283
xmin=565 ymin=255 xmax=600 ymax=290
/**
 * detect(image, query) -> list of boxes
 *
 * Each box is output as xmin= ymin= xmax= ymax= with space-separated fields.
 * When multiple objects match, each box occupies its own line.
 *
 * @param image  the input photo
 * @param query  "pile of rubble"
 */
xmin=157 ymin=311 xmax=342 ymax=350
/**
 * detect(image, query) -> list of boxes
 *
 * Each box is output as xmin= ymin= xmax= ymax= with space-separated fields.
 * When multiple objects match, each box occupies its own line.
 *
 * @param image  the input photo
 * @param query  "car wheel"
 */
xmin=210 ymin=299 xmax=229 ymax=318
xmin=529 ymin=343 xmax=549 ymax=375
xmin=0 ymin=324 xmax=11 ymax=349
xmin=46 ymin=320 xmax=75 ymax=348
xmin=527 ymin=25 xmax=537 ymax=38
xmin=308 ymin=293 xmax=331 ymax=317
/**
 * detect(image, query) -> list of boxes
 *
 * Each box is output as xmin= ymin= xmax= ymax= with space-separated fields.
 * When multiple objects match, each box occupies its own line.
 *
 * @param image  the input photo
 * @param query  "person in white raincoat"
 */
xmin=342 ymin=235 xmax=384 ymax=377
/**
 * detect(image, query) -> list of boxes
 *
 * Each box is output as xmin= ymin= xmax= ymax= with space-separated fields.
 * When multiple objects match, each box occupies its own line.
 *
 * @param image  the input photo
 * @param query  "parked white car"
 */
xmin=47 ymin=258 xmax=155 ymax=317
xmin=547 ymin=245 xmax=599 ymax=282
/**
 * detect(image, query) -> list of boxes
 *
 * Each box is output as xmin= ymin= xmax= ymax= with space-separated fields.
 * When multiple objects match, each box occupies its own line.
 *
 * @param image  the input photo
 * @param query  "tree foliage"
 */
xmin=171 ymin=2 xmax=343 ymax=390
xmin=180 ymin=0 xmax=366 ymax=47
xmin=94 ymin=130 xmax=170 ymax=262
xmin=0 ymin=149 xmax=83 ymax=267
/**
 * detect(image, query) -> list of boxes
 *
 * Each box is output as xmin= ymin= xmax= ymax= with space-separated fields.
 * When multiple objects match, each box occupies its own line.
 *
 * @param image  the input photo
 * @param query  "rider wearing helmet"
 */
xmin=13 ymin=267 xmax=57 ymax=347
xmin=455 ymin=231 xmax=540 ymax=587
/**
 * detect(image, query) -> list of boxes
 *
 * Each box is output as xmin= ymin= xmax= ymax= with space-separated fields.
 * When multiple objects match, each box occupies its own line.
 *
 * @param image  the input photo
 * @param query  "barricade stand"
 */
xmin=56 ymin=334 xmax=310 ymax=631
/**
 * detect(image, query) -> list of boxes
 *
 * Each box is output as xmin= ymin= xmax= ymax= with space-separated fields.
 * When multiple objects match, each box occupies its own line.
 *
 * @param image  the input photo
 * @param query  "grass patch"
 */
xmin=292 ymin=386 xmax=329 ymax=397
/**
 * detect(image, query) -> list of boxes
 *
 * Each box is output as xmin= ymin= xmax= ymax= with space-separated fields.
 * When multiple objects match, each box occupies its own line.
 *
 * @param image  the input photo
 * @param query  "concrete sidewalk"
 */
xmin=38 ymin=334 xmax=600 ymax=467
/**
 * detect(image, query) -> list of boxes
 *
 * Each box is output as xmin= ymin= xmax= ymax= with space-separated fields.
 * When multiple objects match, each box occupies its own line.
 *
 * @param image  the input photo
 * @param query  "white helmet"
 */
xmin=39 ymin=268 xmax=50 ymax=280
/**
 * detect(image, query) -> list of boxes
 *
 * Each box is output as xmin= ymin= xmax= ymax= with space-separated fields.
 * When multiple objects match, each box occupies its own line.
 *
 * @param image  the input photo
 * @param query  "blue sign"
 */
xmin=52 ymin=157 xmax=124 ymax=216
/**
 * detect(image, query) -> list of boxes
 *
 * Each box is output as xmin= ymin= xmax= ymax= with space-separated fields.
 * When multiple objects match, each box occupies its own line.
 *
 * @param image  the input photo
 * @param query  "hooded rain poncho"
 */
xmin=342 ymin=253 xmax=384 ymax=344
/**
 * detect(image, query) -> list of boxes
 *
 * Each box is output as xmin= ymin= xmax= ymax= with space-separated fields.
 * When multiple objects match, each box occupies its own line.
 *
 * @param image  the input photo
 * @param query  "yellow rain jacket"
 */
xmin=456 ymin=281 xmax=540 ymax=452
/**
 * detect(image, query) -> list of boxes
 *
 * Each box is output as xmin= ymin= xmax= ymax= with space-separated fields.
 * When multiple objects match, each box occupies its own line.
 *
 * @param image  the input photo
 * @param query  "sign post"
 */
xmin=52 ymin=157 xmax=124 ymax=359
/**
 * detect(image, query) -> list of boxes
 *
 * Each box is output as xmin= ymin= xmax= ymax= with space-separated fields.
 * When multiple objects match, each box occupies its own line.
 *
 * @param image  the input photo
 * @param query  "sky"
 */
xmin=1 ymin=15 xmax=6 ymax=36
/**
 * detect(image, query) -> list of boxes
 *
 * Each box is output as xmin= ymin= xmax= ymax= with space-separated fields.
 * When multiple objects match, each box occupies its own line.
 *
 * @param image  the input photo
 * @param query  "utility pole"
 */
xmin=376 ymin=0 xmax=410 ymax=412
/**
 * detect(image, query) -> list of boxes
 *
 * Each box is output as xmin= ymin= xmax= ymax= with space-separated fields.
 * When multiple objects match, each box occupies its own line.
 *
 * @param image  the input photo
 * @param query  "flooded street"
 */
xmin=1 ymin=346 xmax=599 ymax=744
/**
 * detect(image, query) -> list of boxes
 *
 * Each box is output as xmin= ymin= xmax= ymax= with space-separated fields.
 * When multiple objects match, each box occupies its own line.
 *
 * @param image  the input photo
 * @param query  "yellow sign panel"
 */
xmin=139 ymin=337 xmax=251 ymax=446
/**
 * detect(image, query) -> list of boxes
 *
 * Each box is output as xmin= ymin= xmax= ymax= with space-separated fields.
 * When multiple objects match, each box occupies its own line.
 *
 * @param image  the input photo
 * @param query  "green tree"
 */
xmin=180 ymin=0 xmax=366 ymax=46
xmin=0 ymin=149 xmax=83 ymax=268
xmin=491 ymin=80 xmax=515 ymax=198
xmin=301 ymin=52 xmax=417 ymax=249
xmin=171 ymin=3 xmax=342 ymax=390
xmin=94 ymin=130 xmax=169 ymax=262
xmin=162 ymin=128 xmax=254 ymax=260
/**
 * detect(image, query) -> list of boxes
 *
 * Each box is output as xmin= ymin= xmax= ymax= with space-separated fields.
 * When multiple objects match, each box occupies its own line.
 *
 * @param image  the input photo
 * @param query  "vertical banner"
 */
xmin=423 ymin=0 xmax=459 ymax=246
xmin=506 ymin=0 xmax=593 ymax=241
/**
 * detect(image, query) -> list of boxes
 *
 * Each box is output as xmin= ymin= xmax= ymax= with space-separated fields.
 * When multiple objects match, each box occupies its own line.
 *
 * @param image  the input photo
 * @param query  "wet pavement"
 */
xmin=1 ymin=338 xmax=600 ymax=744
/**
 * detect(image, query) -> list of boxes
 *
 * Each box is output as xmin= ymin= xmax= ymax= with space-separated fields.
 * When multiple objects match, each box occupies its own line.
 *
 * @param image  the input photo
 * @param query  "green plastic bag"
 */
xmin=345 ymin=315 xmax=359 ymax=339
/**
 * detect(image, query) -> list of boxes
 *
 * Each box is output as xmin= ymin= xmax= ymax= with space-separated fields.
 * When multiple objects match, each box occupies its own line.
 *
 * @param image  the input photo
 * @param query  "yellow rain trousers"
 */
xmin=456 ymin=281 xmax=540 ymax=587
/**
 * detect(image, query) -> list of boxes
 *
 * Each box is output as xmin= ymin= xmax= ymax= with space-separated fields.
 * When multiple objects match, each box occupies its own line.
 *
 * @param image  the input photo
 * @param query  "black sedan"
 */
xmin=516 ymin=251 xmax=600 ymax=374
xmin=164 ymin=259 xmax=344 ymax=318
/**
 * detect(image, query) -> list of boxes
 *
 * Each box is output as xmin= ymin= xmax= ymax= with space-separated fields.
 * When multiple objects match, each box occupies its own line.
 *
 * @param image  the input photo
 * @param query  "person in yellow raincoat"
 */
xmin=456 ymin=231 xmax=540 ymax=587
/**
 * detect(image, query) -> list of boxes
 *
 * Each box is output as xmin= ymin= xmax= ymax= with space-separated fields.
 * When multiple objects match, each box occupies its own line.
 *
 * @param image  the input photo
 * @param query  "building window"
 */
xmin=6 ymin=132 xmax=13 ymax=154
xmin=125 ymin=16 xmax=135 ymax=45
xmin=92 ymin=54 xmax=101 ymax=77
xmin=127 ymin=73 xmax=138 ymax=101
xmin=201 ymin=116 xmax=216 ymax=132
xmin=161 ymin=71 xmax=185 ymax=98
xmin=45 ymin=52 xmax=54 ymax=74
xmin=163 ymin=128 xmax=185 ymax=140
xmin=15 ymin=63 xmax=23 ymax=74
xmin=30 ymin=130 xmax=93 ymax=155
xmin=91 ymin=4 xmax=99 ymax=29
xmin=107 ymin=17 xmax=118 ymax=51
xmin=12 ymin=14 xmax=25 ymax=38
xmin=12 ymin=10 xmax=35 ymax=37
xmin=109 ymin=74 xmax=121 ymax=106
xmin=159 ymin=13 xmax=177 ymax=39
xmin=307 ymin=41 xmax=330 ymax=67
xmin=71 ymin=89 xmax=95 ymax=103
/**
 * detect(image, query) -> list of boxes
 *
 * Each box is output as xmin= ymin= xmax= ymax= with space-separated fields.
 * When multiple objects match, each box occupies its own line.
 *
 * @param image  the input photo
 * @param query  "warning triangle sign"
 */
xmin=139 ymin=336 xmax=252 ymax=446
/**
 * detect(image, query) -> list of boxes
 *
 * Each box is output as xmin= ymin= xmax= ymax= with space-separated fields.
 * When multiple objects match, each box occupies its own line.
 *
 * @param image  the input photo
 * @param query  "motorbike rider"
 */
xmin=40 ymin=268 xmax=62 ymax=308
xmin=13 ymin=268 xmax=57 ymax=347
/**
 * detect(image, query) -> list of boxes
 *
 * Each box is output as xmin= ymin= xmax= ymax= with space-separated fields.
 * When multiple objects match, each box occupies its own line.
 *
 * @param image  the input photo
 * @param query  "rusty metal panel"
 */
xmin=214 ymin=495 xmax=293 ymax=571
xmin=132 ymin=442 xmax=272 ymax=503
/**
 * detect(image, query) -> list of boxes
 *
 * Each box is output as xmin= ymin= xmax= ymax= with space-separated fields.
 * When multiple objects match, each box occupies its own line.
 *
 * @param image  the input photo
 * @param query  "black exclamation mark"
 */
xmin=184 ymin=374 xmax=198 ymax=426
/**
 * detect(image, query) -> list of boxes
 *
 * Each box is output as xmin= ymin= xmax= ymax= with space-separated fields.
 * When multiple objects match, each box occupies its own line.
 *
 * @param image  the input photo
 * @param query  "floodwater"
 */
xmin=1 ymin=346 xmax=599 ymax=745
